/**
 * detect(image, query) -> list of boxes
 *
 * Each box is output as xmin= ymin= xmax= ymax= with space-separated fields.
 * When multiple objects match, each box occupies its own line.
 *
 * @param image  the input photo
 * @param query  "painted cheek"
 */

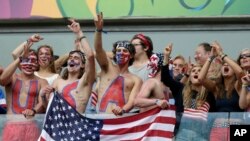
xmin=116 ymin=53 xmax=130 ymax=65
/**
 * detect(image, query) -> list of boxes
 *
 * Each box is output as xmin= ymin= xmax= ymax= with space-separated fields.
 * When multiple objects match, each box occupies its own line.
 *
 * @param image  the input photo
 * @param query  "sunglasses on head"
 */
xmin=116 ymin=41 xmax=131 ymax=48
xmin=239 ymin=54 xmax=250 ymax=59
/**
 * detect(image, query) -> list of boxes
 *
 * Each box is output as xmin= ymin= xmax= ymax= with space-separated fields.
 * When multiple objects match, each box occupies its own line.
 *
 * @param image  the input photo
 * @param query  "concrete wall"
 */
xmin=1 ymin=20 xmax=250 ymax=69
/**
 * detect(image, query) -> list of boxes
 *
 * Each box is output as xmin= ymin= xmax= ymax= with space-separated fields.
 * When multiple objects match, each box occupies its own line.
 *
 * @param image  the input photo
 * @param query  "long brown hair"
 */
xmin=61 ymin=51 xmax=85 ymax=80
xmin=37 ymin=45 xmax=56 ymax=73
xmin=182 ymin=65 xmax=208 ymax=108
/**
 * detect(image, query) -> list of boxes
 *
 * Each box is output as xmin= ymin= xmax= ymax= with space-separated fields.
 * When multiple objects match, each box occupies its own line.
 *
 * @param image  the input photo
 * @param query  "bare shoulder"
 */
xmin=51 ymin=76 xmax=64 ymax=86
xmin=145 ymin=78 xmax=159 ymax=85
xmin=36 ymin=76 xmax=48 ymax=85
xmin=128 ymin=73 xmax=142 ymax=82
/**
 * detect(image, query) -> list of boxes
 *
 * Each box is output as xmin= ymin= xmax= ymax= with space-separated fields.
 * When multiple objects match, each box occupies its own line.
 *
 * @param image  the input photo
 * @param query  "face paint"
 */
xmin=147 ymin=54 xmax=159 ymax=78
xmin=66 ymin=57 xmax=81 ymax=72
xmin=20 ymin=55 xmax=38 ymax=73
xmin=38 ymin=48 xmax=52 ymax=66
xmin=67 ymin=60 xmax=80 ymax=67
xmin=116 ymin=52 xmax=130 ymax=65
xmin=147 ymin=53 xmax=164 ymax=78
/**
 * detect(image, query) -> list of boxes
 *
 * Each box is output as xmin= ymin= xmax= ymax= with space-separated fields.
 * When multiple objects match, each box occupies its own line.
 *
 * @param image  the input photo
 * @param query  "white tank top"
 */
xmin=34 ymin=72 xmax=59 ymax=85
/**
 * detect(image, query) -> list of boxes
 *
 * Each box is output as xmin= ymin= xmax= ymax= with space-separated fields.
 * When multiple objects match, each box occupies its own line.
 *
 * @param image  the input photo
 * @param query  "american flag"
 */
xmin=91 ymin=91 xmax=98 ymax=108
xmin=38 ymin=93 xmax=176 ymax=141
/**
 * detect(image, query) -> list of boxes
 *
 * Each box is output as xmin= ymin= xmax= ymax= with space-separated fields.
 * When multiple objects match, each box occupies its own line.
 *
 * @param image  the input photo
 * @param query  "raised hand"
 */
xmin=22 ymin=41 xmax=33 ymax=58
xmin=67 ymin=19 xmax=82 ymax=34
xmin=211 ymin=41 xmax=223 ymax=56
xmin=163 ymin=43 xmax=173 ymax=65
xmin=164 ymin=43 xmax=173 ymax=57
xmin=94 ymin=12 xmax=103 ymax=31
xmin=28 ymin=34 xmax=43 ymax=43
xmin=242 ymin=74 xmax=250 ymax=85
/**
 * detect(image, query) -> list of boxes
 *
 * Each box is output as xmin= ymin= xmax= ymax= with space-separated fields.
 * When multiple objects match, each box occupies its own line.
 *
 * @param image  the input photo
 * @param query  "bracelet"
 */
xmin=242 ymin=84 xmax=249 ymax=88
xmin=155 ymin=99 xmax=160 ymax=105
xmin=96 ymin=29 xmax=103 ymax=32
xmin=78 ymin=36 xmax=86 ymax=41
xmin=221 ymin=54 xmax=228 ymax=61
xmin=208 ymin=56 xmax=216 ymax=63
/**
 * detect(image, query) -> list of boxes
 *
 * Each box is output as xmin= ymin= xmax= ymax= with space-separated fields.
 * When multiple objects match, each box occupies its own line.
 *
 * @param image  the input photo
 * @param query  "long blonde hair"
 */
xmin=182 ymin=65 xmax=208 ymax=108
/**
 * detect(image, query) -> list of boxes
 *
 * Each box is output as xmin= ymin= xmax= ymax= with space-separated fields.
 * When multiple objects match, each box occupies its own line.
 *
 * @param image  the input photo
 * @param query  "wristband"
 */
xmin=78 ymin=36 xmax=86 ymax=41
xmin=221 ymin=54 xmax=227 ymax=61
xmin=208 ymin=56 xmax=216 ymax=63
xmin=96 ymin=29 xmax=103 ymax=32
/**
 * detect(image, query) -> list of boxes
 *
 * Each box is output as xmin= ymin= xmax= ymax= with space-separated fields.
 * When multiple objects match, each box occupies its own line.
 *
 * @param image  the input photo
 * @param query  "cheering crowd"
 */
xmin=0 ymin=12 xmax=249 ymax=141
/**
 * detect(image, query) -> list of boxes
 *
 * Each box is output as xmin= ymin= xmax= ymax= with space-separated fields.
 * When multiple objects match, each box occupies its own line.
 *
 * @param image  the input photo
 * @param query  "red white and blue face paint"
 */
xmin=147 ymin=54 xmax=159 ymax=77
xmin=67 ymin=60 xmax=81 ymax=68
xmin=115 ymin=47 xmax=130 ymax=65
xmin=147 ymin=53 xmax=164 ymax=78
xmin=67 ymin=52 xmax=83 ymax=71
xmin=20 ymin=54 xmax=38 ymax=75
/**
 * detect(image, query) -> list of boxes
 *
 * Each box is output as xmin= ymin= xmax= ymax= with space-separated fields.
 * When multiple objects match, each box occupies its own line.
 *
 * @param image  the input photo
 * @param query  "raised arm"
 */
xmin=54 ymin=54 xmax=68 ymax=72
xmin=198 ymin=46 xmax=217 ymax=93
xmin=239 ymin=74 xmax=250 ymax=109
xmin=211 ymin=41 xmax=245 ymax=92
xmin=94 ymin=12 xmax=110 ymax=72
xmin=68 ymin=19 xmax=95 ymax=86
xmin=161 ymin=43 xmax=182 ymax=90
xmin=0 ymin=42 xmax=32 ymax=86
xmin=12 ymin=34 xmax=43 ymax=60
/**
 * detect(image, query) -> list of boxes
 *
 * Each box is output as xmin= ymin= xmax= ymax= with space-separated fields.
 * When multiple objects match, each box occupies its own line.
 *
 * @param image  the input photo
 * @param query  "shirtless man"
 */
xmin=94 ymin=13 xmax=142 ymax=115
xmin=0 ymin=43 xmax=49 ymax=141
xmin=134 ymin=53 xmax=170 ymax=113
xmin=45 ymin=19 xmax=95 ymax=113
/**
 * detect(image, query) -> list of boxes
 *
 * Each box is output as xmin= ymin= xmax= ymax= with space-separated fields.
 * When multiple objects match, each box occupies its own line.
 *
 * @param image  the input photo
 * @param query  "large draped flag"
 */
xmin=38 ymin=93 xmax=176 ymax=141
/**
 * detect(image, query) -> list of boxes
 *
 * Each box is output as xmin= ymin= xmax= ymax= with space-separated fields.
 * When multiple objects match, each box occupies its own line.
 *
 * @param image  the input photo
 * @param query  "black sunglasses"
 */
xmin=239 ymin=54 xmax=250 ymax=59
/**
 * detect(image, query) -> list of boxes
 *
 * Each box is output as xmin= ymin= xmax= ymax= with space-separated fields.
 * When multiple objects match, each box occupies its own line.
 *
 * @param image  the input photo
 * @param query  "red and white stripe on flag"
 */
xmin=38 ymin=93 xmax=176 ymax=141
xmin=100 ymin=105 xmax=176 ymax=141
xmin=91 ymin=91 xmax=98 ymax=107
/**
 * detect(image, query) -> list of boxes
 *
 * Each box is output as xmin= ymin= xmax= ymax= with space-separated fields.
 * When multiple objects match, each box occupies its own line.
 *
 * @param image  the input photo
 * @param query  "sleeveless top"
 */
xmin=34 ymin=72 xmax=59 ymax=85
xmin=129 ymin=64 xmax=150 ymax=82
